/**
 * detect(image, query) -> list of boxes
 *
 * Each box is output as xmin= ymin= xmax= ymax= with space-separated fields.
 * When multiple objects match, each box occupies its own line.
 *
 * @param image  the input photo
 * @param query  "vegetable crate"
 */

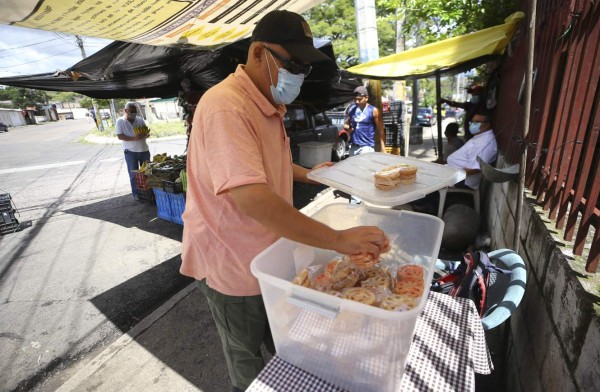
xmin=0 ymin=193 xmax=13 ymax=212
xmin=134 ymin=171 xmax=150 ymax=191
xmin=137 ymin=188 xmax=156 ymax=205
xmin=153 ymin=188 xmax=185 ymax=225
xmin=162 ymin=179 xmax=183 ymax=194
xmin=0 ymin=209 xmax=19 ymax=235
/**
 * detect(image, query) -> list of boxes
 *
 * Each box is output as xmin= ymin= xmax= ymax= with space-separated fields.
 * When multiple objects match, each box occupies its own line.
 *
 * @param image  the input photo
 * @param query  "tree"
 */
xmin=306 ymin=0 xmax=516 ymax=69
xmin=304 ymin=0 xmax=396 ymax=69
xmin=50 ymin=92 xmax=79 ymax=108
xmin=8 ymin=88 xmax=49 ymax=109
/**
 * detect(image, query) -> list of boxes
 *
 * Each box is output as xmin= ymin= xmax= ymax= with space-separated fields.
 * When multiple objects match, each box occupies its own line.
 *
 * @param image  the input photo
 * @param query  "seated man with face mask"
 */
xmin=410 ymin=110 xmax=497 ymax=214
xmin=446 ymin=111 xmax=497 ymax=189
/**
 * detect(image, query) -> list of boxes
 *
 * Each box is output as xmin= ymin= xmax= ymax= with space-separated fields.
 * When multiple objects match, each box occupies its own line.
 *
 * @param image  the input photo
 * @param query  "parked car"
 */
xmin=0 ymin=122 xmax=8 ymax=132
xmin=285 ymin=104 xmax=349 ymax=163
xmin=416 ymin=107 xmax=436 ymax=126
xmin=64 ymin=112 xmax=74 ymax=120
xmin=100 ymin=111 xmax=110 ymax=120
xmin=444 ymin=107 xmax=464 ymax=120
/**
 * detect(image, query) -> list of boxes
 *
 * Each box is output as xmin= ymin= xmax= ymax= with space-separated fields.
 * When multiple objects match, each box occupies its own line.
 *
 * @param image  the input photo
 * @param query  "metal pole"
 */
xmin=514 ymin=0 xmax=537 ymax=252
xmin=435 ymin=74 xmax=443 ymax=159
xmin=76 ymin=35 xmax=104 ymax=131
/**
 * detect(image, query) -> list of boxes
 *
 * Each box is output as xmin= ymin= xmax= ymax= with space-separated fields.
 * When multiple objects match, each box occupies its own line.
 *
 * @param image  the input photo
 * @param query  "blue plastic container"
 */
xmin=168 ymin=192 xmax=185 ymax=225
xmin=153 ymin=188 xmax=172 ymax=222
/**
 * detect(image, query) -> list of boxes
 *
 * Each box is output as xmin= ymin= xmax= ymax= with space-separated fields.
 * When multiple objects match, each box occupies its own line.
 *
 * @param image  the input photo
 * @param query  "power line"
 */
xmin=0 ymin=38 xmax=62 ymax=53
xmin=0 ymin=49 xmax=79 ymax=68
xmin=0 ymin=41 xmax=78 ymax=59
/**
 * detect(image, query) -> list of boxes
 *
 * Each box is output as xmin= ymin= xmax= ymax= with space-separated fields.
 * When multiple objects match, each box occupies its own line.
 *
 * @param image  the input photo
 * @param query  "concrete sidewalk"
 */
xmin=54 ymin=136 xmax=442 ymax=392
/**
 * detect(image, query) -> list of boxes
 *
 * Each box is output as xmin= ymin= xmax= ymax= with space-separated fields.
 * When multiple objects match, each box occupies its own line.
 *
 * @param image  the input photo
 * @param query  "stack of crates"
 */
xmin=384 ymin=100 xmax=406 ymax=156
xmin=0 ymin=193 xmax=19 ymax=235
xmin=134 ymin=171 xmax=155 ymax=205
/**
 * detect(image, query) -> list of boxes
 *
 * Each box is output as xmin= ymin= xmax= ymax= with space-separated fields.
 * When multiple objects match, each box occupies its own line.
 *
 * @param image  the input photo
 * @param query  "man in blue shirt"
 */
xmin=345 ymin=86 xmax=386 ymax=155
xmin=343 ymin=86 xmax=386 ymax=203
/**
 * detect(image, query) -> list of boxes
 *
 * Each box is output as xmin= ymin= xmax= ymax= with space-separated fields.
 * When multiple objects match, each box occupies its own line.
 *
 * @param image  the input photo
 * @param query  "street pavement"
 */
xmin=1 ymin=119 xmax=446 ymax=391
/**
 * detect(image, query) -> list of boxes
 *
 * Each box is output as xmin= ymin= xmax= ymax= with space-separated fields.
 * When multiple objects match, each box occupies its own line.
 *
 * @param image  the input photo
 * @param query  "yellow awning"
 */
xmin=0 ymin=0 xmax=324 ymax=49
xmin=347 ymin=12 xmax=525 ymax=79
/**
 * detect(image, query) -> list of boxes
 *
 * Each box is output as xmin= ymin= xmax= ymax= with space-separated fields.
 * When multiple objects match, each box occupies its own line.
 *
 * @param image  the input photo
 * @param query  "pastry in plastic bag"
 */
xmin=330 ymin=260 xmax=360 ymax=290
xmin=341 ymin=287 xmax=377 ymax=306
xmin=292 ymin=268 xmax=312 ymax=288
xmin=380 ymin=294 xmax=417 ymax=311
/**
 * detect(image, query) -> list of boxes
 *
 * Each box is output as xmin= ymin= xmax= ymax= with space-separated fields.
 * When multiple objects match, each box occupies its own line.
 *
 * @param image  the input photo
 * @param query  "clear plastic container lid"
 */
xmin=307 ymin=152 xmax=465 ymax=206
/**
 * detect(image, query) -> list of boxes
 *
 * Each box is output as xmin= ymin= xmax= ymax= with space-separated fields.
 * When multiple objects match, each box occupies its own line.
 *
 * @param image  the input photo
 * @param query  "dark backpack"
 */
xmin=431 ymin=251 xmax=511 ymax=316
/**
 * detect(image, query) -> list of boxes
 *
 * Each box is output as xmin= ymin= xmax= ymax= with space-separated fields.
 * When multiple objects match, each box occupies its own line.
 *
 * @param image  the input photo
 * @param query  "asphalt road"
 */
xmin=0 ymin=119 xmax=194 ymax=391
xmin=0 ymin=118 xmax=328 ymax=392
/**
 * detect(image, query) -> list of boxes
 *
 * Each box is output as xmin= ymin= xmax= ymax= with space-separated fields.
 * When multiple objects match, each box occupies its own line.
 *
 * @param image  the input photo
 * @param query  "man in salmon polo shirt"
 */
xmin=181 ymin=10 xmax=387 ymax=392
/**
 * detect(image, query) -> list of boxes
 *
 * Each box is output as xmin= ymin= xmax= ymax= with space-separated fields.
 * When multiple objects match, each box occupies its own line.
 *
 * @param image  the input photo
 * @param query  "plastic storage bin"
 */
xmin=298 ymin=141 xmax=334 ymax=168
xmin=307 ymin=152 xmax=465 ymax=206
xmin=168 ymin=192 xmax=185 ymax=225
xmin=153 ymin=188 xmax=171 ymax=221
xmin=153 ymin=188 xmax=185 ymax=225
xmin=251 ymin=204 xmax=444 ymax=392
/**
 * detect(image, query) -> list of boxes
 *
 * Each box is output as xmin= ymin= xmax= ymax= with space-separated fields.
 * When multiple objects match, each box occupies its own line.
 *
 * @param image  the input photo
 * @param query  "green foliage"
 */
xmin=304 ymin=0 xmax=396 ymax=68
xmin=87 ymin=120 xmax=187 ymax=138
xmin=80 ymin=97 xmax=127 ymax=111
xmin=80 ymin=97 xmax=93 ymax=110
xmin=49 ymin=91 xmax=78 ymax=103
xmin=306 ymin=0 xmax=517 ymax=68
xmin=396 ymin=0 xmax=518 ymax=44
xmin=305 ymin=0 xmax=516 ymax=106
xmin=304 ymin=0 xmax=360 ymax=68
xmin=0 ymin=86 xmax=49 ymax=108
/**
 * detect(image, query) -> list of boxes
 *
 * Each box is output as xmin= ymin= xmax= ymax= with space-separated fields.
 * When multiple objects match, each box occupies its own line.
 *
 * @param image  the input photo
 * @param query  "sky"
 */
xmin=0 ymin=24 xmax=112 ymax=78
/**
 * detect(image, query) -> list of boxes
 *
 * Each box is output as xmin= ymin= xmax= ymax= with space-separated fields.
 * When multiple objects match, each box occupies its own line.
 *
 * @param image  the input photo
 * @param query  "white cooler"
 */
xmin=251 ymin=204 xmax=444 ymax=392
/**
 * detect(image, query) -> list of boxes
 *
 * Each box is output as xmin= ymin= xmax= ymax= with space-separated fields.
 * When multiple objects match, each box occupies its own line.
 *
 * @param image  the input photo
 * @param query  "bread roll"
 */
xmin=374 ymin=164 xmax=417 ymax=190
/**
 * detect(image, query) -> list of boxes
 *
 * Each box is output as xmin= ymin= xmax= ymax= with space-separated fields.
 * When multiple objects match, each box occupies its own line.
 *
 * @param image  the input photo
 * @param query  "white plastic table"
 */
xmin=247 ymin=291 xmax=493 ymax=392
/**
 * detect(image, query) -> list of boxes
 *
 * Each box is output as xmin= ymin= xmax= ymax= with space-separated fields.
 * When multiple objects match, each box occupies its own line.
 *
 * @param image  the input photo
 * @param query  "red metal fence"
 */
xmin=494 ymin=0 xmax=599 ymax=272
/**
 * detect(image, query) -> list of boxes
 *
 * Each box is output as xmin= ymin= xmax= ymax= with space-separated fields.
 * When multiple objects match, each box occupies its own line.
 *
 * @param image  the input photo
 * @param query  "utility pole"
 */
xmin=395 ymin=2 xmax=408 ymax=156
xmin=75 ymin=34 xmax=104 ymax=131
xmin=354 ymin=0 xmax=384 ymax=151
xmin=75 ymin=35 xmax=87 ymax=59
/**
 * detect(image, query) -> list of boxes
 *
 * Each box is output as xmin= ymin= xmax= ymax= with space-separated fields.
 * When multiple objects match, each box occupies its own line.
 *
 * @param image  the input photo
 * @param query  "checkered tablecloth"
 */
xmin=247 ymin=291 xmax=493 ymax=392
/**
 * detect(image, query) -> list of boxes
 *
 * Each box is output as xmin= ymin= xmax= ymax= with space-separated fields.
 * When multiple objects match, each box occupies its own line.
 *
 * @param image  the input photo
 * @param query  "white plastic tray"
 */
xmin=307 ymin=152 xmax=465 ymax=206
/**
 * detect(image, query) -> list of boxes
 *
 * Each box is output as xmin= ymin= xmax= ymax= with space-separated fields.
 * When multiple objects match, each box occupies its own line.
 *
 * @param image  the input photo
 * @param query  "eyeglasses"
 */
xmin=263 ymin=45 xmax=312 ymax=77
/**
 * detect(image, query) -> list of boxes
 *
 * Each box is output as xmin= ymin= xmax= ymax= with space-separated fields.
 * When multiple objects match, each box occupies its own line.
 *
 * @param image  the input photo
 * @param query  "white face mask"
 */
xmin=469 ymin=122 xmax=481 ymax=134
xmin=266 ymin=50 xmax=304 ymax=105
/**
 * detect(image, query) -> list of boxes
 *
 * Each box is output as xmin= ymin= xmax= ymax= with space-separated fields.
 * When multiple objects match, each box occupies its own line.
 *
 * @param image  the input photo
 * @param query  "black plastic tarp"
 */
xmin=0 ymin=38 xmax=360 ymax=111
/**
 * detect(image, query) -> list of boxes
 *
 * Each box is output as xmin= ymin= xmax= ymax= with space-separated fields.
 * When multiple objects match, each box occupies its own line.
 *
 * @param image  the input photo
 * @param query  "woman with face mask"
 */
xmin=115 ymin=102 xmax=150 ymax=199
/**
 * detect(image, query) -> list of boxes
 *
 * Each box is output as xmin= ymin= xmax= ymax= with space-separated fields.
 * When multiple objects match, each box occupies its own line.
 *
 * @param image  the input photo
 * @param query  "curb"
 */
xmin=55 ymin=283 xmax=197 ymax=392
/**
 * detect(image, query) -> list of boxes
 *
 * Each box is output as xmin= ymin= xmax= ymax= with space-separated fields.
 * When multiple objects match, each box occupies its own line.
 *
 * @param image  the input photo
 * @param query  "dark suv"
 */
xmin=285 ymin=104 xmax=349 ymax=163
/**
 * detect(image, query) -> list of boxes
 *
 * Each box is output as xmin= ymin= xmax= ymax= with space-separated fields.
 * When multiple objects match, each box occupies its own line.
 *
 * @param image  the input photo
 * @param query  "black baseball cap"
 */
xmin=251 ymin=10 xmax=331 ymax=64
xmin=354 ymin=86 xmax=368 ymax=96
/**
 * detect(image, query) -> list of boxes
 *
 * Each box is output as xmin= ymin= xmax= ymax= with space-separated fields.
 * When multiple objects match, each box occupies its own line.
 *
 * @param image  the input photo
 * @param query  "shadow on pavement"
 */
xmin=65 ymin=194 xmax=183 ymax=241
xmin=89 ymin=257 xmax=232 ymax=391
xmin=90 ymin=255 xmax=193 ymax=333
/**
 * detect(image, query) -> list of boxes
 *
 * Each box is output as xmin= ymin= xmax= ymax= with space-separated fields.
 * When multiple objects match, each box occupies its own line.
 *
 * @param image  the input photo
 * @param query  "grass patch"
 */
xmin=86 ymin=120 xmax=186 ymax=138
